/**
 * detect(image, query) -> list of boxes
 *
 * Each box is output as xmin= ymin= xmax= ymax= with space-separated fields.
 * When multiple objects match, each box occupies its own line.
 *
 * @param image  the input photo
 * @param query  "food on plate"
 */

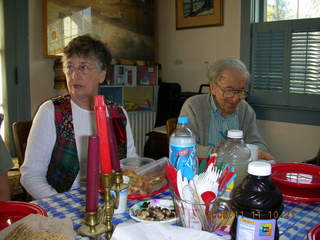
xmin=132 ymin=201 xmax=176 ymax=221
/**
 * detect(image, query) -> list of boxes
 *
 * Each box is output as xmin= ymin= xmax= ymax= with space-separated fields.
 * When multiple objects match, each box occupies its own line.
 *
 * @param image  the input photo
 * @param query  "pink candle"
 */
xmin=94 ymin=96 xmax=112 ymax=174
xmin=86 ymin=136 xmax=100 ymax=212
xmin=107 ymin=109 xmax=120 ymax=171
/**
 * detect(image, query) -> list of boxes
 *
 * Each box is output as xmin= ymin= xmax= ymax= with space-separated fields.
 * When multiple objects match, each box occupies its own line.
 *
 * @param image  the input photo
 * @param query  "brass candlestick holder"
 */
xmin=79 ymin=171 xmax=128 ymax=240
xmin=99 ymin=173 xmax=115 ymax=240
xmin=78 ymin=212 xmax=107 ymax=238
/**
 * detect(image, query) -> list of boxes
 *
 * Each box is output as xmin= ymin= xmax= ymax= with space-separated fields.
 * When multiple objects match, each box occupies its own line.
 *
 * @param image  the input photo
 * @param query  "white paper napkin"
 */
xmin=111 ymin=222 xmax=226 ymax=240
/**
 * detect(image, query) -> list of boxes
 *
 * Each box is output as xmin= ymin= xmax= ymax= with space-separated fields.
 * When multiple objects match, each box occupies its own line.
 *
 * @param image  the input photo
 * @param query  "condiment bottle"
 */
xmin=231 ymin=160 xmax=283 ymax=240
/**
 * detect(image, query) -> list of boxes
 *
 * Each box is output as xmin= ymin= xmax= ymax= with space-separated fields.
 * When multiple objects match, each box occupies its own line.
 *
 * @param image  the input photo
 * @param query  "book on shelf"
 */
xmin=138 ymin=65 xmax=158 ymax=85
xmin=114 ymin=65 xmax=137 ymax=86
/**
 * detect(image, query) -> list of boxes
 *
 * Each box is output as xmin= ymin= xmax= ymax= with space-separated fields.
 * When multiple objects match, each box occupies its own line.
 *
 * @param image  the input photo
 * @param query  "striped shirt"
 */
xmin=208 ymin=95 xmax=239 ymax=147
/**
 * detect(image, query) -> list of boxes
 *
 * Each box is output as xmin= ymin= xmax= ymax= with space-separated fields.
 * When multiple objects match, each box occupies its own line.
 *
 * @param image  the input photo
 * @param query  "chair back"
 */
xmin=166 ymin=118 xmax=178 ymax=139
xmin=304 ymin=148 xmax=320 ymax=166
xmin=12 ymin=120 xmax=32 ymax=167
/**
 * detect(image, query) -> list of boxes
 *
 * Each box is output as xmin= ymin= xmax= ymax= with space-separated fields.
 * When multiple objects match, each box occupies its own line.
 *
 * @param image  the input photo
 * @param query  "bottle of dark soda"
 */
xmin=230 ymin=160 xmax=283 ymax=240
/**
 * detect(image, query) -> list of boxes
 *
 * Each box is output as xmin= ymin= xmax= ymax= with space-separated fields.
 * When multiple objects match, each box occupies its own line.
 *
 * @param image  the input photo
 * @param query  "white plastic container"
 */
xmin=121 ymin=157 xmax=168 ymax=195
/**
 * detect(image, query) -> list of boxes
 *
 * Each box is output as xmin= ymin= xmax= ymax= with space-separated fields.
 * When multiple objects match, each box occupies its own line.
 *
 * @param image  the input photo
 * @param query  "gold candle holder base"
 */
xmin=100 ymin=173 xmax=115 ymax=240
xmin=78 ymin=212 xmax=107 ymax=238
xmin=112 ymin=171 xmax=129 ymax=209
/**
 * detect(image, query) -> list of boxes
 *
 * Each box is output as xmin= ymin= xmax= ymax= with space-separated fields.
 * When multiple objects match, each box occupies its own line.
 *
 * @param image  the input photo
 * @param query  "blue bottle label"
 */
xmin=236 ymin=216 xmax=276 ymax=240
xmin=169 ymin=143 xmax=197 ymax=180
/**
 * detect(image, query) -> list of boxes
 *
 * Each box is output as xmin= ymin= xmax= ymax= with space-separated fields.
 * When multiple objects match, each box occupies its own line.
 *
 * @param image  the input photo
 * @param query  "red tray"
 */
xmin=275 ymin=182 xmax=320 ymax=203
xmin=99 ymin=184 xmax=169 ymax=200
xmin=0 ymin=201 xmax=48 ymax=230
xmin=128 ymin=184 xmax=168 ymax=199
xmin=272 ymin=163 xmax=320 ymax=188
xmin=308 ymin=224 xmax=320 ymax=240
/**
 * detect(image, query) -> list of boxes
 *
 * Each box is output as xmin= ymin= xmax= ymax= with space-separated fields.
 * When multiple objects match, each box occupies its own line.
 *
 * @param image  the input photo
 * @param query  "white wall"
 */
xmin=157 ymin=0 xmax=241 ymax=92
xmin=27 ymin=0 xmax=320 ymax=163
xmin=29 ymin=0 xmax=61 ymax=115
xmin=157 ymin=0 xmax=320 ymax=163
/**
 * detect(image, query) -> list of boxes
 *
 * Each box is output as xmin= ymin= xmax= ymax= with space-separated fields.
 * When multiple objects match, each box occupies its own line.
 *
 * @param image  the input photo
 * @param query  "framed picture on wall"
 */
xmin=43 ymin=0 xmax=156 ymax=60
xmin=176 ymin=0 xmax=223 ymax=29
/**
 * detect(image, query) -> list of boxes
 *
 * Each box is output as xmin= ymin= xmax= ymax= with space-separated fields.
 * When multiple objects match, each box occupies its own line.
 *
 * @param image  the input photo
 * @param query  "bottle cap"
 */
xmin=227 ymin=129 xmax=243 ymax=138
xmin=248 ymin=160 xmax=271 ymax=176
xmin=178 ymin=116 xmax=188 ymax=124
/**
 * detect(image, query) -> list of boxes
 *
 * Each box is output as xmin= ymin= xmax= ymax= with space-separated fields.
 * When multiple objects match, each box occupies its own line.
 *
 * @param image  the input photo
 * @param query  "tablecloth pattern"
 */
xmin=32 ymin=188 xmax=320 ymax=240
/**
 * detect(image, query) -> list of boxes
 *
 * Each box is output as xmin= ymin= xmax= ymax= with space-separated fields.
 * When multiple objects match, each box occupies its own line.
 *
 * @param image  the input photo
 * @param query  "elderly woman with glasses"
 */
xmin=179 ymin=58 xmax=275 ymax=160
xmin=21 ymin=35 xmax=138 ymax=199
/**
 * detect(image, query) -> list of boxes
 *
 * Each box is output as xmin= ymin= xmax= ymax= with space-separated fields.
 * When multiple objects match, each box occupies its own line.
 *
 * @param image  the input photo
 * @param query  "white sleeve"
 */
xmin=20 ymin=101 xmax=58 ymax=199
xmin=121 ymin=107 xmax=139 ymax=158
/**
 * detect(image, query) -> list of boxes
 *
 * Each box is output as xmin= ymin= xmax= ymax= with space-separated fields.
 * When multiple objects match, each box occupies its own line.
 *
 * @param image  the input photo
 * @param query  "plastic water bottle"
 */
xmin=169 ymin=116 xmax=198 ymax=180
xmin=231 ymin=161 xmax=283 ymax=240
xmin=216 ymin=129 xmax=251 ymax=200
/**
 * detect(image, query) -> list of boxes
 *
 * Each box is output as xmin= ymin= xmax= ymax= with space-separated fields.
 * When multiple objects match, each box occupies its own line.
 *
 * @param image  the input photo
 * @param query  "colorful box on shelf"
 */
xmin=104 ymin=64 xmax=158 ymax=86
xmin=138 ymin=65 xmax=158 ymax=86
xmin=104 ymin=65 xmax=137 ymax=86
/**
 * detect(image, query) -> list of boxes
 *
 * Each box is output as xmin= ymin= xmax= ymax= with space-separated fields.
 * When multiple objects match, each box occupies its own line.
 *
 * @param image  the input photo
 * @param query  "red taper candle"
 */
xmin=86 ymin=136 xmax=100 ymax=212
xmin=107 ymin=109 xmax=120 ymax=171
xmin=94 ymin=95 xmax=112 ymax=174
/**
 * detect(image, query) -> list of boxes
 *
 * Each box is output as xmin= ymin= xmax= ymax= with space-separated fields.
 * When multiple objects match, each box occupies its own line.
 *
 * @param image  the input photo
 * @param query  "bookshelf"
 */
xmin=98 ymin=85 xmax=158 ymax=112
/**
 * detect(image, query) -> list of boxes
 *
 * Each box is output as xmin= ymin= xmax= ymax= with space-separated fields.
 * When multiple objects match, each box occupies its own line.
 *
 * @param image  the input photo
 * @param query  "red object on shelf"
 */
xmin=0 ymin=201 xmax=47 ymax=230
xmin=272 ymin=163 xmax=320 ymax=188
xmin=94 ymin=96 xmax=112 ymax=174
xmin=308 ymin=224 xmax=320 ymax=240
xmin=86 ymin=136 xmax=100 ymax=212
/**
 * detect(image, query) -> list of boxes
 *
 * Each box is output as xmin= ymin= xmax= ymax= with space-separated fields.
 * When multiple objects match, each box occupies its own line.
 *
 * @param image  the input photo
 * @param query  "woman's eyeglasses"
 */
xmin=215 ymin=82 xmax=248 ymax=99
xmin=63 ymin=64 xmax=98 ymax=75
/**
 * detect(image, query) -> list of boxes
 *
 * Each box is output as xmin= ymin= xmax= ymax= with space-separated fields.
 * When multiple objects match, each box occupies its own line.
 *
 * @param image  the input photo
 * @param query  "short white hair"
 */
xmin=207 ymin=58 xmax=250 ymax=84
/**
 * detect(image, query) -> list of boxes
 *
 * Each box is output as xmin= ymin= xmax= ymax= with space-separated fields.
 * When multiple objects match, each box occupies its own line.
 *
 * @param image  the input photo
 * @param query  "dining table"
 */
xmin=31 ymin=187 xmax=320 ymax=240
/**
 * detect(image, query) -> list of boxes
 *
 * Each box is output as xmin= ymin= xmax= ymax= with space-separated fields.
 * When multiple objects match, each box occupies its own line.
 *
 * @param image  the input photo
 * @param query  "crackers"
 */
xmin=4 ymin=223 xmax=69 ymax=240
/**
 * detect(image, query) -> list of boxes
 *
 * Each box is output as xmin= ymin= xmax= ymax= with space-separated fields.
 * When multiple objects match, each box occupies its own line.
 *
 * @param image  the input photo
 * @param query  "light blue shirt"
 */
xmin=208 ymin=95 xmax=239 ymax=147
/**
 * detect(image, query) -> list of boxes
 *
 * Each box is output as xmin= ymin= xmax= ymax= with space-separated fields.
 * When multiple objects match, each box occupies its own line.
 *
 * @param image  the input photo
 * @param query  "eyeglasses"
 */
xmin=63 ymin=64 xmax=98 ymax=75
xmin=215 ymin=81 xmax=248 ymax=99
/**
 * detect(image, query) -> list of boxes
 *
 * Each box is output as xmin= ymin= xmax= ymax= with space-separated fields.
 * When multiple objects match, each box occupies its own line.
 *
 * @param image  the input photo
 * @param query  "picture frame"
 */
xmin=43 ymin=0 xmax=156 ymax=59
xmin=176 ymin=0 xmax=223 ymax=29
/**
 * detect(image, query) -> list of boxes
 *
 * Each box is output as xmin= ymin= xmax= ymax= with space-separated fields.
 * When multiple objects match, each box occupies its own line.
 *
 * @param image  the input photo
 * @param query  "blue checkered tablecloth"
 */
xmin=32 ymin=188 xmax=320 ymax=239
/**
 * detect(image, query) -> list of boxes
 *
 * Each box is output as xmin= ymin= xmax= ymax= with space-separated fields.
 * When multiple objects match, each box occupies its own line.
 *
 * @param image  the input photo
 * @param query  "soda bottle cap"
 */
xmin=178 ymin=116 xmax=188 ymax=124
xmin=227 ymin=129 xmax=243 ymax=138
xmin=248 ymin=160 xmax=271 ymax=176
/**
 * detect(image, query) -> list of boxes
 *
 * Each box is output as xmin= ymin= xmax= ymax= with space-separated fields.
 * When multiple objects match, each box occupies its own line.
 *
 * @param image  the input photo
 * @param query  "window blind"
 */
xmin=249 ymin=20 xmax=320 ymax=109
xmin=252 ymin=31 xmax=285 ymax=92
xmin=289 ymin=31 xmax=320 ymax=95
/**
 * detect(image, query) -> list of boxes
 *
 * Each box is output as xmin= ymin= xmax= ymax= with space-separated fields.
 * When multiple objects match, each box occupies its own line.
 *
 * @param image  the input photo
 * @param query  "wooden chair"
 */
xmin=166 ymin=118 xmax=178 ymax=139
xmin=12 ymin=120 xmax=32 ymax=167
xmin=11 ymin=120 xmax=32 ymax=201
xmin=304 ymin=148 xmax=320 ymax=166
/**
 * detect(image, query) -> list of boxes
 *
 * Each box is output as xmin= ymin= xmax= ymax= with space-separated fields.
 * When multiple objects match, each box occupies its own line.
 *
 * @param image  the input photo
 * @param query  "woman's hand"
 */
xmin=258 ymin=151 xmax=277 ymax=163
